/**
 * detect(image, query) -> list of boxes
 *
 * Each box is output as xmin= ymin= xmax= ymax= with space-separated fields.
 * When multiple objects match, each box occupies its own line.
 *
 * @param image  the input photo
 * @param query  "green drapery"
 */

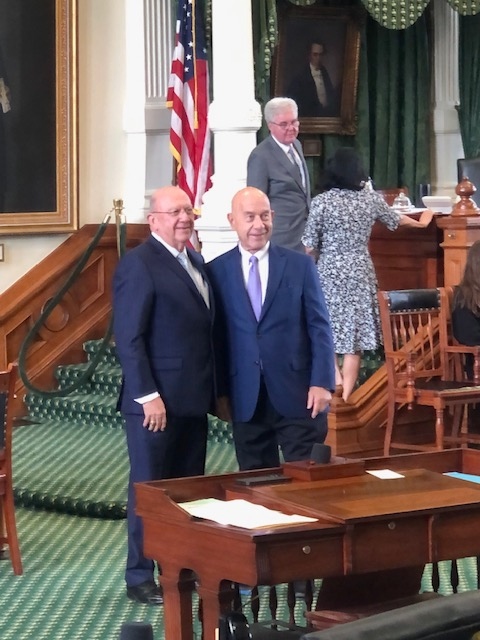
xmin=458 ymin=12 xmax=480 ymax=157
xmin=322 ymin=13 xmax=431 ymax=194
xmin=252 ymin=1 xmax=431 ymax=194
xmin=286 ymin=0 xmax=480 ymax=28
xmin=361 ymin=13 xmax=431 ymax=192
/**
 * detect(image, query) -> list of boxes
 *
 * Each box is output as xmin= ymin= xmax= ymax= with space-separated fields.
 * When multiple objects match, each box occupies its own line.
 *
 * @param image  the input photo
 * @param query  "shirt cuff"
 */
xmin=134 ymin=391 xmax=160 ymax=404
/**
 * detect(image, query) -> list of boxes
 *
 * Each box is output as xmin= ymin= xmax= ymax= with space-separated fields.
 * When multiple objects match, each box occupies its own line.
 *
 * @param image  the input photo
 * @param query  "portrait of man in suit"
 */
xmin=286 ymin=41 xmax=340 ymax=117
xmin=273 ymin=5 xmax=361 ymax=135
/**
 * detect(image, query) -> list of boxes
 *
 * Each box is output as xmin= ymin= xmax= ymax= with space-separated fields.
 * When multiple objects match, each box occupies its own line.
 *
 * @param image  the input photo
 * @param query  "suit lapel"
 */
xmin=268 ymin=136 xmax=305 ymax=193
xmin=147 ymin=237 xmax=212 ymax=316
xmin=188 ymin=248 xmax=214 ymax=316
xmin=226 ymin=248 xmax=258 ymax=322
xmin=260 ymin=245 xmax=287 ymax=321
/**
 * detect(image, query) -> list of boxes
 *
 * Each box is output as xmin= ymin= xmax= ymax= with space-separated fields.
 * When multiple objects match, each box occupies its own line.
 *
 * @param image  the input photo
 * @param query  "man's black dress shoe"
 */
xmin=126 ymin=581 xmax=163 ymax=605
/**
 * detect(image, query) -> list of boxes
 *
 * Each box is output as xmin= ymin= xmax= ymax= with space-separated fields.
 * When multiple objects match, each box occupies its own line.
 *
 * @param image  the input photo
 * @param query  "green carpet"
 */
xmin=4 ymin=339 xmax=475 ymax=639
xmin=0 ymin=508 xmax=316 ymax=640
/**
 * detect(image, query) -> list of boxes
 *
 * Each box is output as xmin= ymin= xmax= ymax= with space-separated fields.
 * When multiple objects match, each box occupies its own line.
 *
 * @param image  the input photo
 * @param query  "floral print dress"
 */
xmin=302 ymin=188 xmax=401 ymax=353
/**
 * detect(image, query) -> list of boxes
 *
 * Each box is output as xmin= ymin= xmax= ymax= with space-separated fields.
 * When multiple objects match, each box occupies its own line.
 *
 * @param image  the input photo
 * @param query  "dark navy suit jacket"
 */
xmin=287 ymin=64 xmax=339 ymax=117
xmin=207 ymin=244 xmax=335 ymax=423
xmin=113 ymin=235 xmax=215 ymax=417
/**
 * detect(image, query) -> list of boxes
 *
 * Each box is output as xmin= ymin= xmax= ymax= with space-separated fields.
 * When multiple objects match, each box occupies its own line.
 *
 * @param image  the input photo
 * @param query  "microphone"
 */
xmin=310 ymin=442 xmax=331 ymax=464
xmin=118 ymin=622 xmax=154 ymax=640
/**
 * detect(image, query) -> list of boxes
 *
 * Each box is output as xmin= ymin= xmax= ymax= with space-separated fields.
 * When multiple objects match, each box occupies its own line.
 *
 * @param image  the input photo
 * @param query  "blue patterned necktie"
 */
xmin=247 ymin=255 xmax=262 ymax=320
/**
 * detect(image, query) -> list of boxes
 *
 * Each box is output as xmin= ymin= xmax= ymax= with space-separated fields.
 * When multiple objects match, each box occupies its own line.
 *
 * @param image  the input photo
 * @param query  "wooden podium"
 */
xmin=436 ymin=178 xmax=480 ymax=287
xmin=136 ymin=449 xmax=480 ymax=640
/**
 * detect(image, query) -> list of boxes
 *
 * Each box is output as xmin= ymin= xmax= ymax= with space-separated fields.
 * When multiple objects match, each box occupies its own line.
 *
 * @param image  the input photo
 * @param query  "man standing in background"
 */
xmin=246 ymin=97 xmax=310 ymax=252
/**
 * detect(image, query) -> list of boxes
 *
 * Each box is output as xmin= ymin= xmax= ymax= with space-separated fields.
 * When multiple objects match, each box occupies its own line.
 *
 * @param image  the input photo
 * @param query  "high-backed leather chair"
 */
xmin=378 ymin=287 xmax=480 ymax=454
xmin=300 ymin=590 xmax=480 ymax=640
xmin=0 ymin=363 xmax=23 ymax=574
xmin=457 ymin=158 xmax=480 ymax=206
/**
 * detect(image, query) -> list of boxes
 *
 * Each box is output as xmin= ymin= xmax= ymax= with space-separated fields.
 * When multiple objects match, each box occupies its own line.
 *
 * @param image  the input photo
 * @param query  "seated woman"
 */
xmin=302 ymin=147 xmax=433 ymax=402
xmin=451 ymin=240 xmax=480 ymax=438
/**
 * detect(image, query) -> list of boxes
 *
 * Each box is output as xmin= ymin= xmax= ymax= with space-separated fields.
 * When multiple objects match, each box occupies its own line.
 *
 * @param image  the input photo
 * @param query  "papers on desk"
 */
xmin=445 ymin=472 xmax=480 ymax=485
xmin=178 ymin=498 xmax=318 ymax=529
xmin=366 ymin=469 xmax=404 ymax=479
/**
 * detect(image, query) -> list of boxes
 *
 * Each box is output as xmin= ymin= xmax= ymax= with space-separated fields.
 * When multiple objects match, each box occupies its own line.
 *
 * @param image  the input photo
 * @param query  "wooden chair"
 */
xmin=0 ymin=363 xmax=23 ymax=574
xmin=378 ymin=287 xmax=480 ymax=455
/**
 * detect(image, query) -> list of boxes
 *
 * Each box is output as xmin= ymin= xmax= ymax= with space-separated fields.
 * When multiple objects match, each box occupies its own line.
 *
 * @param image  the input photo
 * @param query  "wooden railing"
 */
xmin=0 ymin=221 xmax=441 ymax=456
xmin=0 ymin=223 xmax=148 ymax=416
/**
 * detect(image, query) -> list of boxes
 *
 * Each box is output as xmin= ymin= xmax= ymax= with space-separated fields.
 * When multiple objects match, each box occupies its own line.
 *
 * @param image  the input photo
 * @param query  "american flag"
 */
xmin=167 ymin=0 xmax=212 ymax=214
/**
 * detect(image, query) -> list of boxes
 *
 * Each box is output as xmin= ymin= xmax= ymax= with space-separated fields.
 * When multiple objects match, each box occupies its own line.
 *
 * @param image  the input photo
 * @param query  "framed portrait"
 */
xmin=273 ymin=5 xmax=362 ymax=135
xmin=0 ymin=0 xmax=78 ymax=235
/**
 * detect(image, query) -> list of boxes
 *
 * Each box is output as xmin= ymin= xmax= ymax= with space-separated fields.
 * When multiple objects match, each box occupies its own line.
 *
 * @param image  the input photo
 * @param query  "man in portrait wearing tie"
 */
xmin=112 ymin=185 xmax=214 ymax=605
xmin=246 ymin=97 xmax=310 ymax=252
xmin=207 ymin=187 xmax=335 ymax=471
xmin=287 ymin=41 xmax=339 ymax=118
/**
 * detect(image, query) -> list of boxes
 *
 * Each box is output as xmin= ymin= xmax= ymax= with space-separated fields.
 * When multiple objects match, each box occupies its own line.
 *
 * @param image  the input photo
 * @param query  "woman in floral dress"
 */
xmin=302 ymin=147 xmax=433 ymax=402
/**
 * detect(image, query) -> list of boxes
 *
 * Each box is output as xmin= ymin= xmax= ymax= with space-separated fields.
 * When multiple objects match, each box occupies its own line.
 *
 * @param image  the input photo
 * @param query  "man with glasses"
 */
xmin=113 ymin=186 xmax=215 ymax=605
xmin=247 ymin=97 xmax=310 ymax=252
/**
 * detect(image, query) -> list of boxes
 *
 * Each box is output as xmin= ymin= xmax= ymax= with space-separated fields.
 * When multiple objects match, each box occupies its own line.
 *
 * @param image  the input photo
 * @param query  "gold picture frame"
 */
xmin=273 ymin=5 xmax=362 ymax=135
xmin=0 ymin=0 xmax=77 ymax=235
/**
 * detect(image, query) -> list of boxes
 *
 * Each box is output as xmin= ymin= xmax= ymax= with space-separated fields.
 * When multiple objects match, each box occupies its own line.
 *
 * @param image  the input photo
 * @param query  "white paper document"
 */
xmin=178 ymin=498 xmax=318 ymax=529
xmin=366 ymin=469 xmax=404 ymax=479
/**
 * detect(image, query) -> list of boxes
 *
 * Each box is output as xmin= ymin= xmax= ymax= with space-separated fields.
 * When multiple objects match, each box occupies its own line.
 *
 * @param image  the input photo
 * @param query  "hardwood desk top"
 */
xmin=135 ymin=449 xmax=480 ymax=640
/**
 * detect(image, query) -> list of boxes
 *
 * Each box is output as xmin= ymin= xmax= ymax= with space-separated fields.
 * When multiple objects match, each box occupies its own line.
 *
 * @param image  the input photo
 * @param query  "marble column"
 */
xmin=431 ymin=0 xmax=464 ymax=196
xmin=123 ymin=0 xmax=175 ymax=223
xmin=196 ymin=0 xmax=262 ymax=261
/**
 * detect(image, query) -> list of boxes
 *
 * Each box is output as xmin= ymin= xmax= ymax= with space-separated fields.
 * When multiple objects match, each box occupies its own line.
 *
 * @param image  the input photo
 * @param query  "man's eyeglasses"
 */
xmin=270 ymin=120 xmax=300 ymax=130
xmin=151 ymin=207 xmax=195 ymax=217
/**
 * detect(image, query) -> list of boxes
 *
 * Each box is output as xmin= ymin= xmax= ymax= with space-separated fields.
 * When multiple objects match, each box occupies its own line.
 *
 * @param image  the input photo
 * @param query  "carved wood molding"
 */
xmin=0 ymin=223 xmax=148 ymax=416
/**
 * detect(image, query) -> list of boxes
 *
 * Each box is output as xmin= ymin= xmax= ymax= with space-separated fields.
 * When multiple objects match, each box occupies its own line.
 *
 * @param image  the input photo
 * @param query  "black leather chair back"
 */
xmin=300 ymin=590 xmax=480 ymax=640
xmin=457 ymin=157 xmax=480 ymax=206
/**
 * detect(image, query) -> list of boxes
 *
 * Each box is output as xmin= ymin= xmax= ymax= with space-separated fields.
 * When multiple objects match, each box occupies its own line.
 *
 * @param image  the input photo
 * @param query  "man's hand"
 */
xmin=142 ymin=396 xmax=167 ymax=432
xmin=307 ymin=386 xmax=332 ymax=418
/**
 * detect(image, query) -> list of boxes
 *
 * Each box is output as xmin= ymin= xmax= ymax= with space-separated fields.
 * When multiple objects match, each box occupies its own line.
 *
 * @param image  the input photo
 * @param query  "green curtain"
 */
xmin=362 ymin=12 xmax=431 ymax=193
xmin=458 ymin=12 xmax=480 ymax=158
xmin=256 ymin=2 xmax=431 ymax=195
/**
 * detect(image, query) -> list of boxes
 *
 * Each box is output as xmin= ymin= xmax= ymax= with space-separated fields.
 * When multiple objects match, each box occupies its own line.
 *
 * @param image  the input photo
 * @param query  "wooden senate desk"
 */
xmin=135 ymin=449 xmax=480 ymax=640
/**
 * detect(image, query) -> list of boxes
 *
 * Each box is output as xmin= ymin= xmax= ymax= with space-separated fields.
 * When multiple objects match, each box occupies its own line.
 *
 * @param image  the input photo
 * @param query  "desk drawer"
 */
xmin=258 ymin=535 xmax=344 ymax=584
xmin=434 ymin=510 xmax=480 ymax=560
xmin=350 ymin=516 xmax=429 ymax=573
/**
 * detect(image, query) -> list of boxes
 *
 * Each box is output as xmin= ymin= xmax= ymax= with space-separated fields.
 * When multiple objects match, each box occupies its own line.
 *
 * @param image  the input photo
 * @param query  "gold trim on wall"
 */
xmin=0 ymin=0 xmax=78 ymax=236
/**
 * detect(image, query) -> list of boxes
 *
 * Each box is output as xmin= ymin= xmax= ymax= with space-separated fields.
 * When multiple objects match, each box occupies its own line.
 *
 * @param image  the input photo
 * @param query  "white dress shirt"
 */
xmin=238 ymin=242 xmax=270 ymax=304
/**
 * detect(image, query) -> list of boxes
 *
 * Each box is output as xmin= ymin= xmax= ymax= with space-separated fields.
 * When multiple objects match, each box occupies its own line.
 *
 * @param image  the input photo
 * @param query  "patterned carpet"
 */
xmin=1 ymin=340 xmax=477 ymax=639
